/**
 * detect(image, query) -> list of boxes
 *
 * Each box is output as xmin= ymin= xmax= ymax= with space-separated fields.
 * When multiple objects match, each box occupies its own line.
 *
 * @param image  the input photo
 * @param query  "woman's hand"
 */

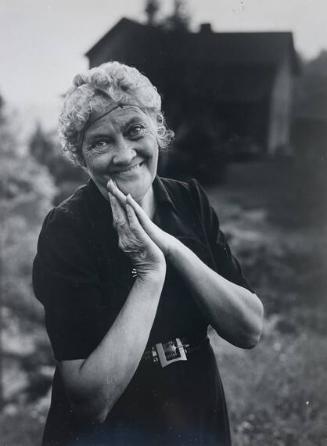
xmin=108 ymin=180 xmax=263 ymax=349
xmin=107 ymin=180 xmax=166 ymax=278
xmin=107 ymin=180 xmax=176 ymax=258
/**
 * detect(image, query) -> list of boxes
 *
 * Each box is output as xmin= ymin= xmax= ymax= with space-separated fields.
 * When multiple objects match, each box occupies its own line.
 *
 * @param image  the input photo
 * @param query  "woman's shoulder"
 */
xmin=159 ymin=176 xmax=211 ymax=214
xmin=50 ymin=182 xmax=90 ymax=218
xmin=41 ymin=181 xmax=97 ymax=231
xmin=34 ymin=182 xmax=101 ymax=279
xmin=158 ymin=176 xmax=198 ymax=199
xmin=37 ymin=182 xmax=96 ymax=252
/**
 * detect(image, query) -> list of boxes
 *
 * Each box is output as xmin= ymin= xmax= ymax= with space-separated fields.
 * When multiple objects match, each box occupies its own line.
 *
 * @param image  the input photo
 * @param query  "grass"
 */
xmin=206 ymin=156 xmax=327 ymax=445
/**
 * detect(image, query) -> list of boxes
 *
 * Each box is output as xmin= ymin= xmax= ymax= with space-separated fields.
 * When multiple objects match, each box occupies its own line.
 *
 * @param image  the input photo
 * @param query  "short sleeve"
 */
xmin=188 ymin=179 xmax=255 ymax=293
xmin=33 ymin=207 xmax=105 ymax=361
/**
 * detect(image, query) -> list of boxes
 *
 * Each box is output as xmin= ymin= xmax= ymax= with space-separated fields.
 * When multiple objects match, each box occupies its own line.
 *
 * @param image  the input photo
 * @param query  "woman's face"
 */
xmin=81 ymin=105 xmax=159 ymax=203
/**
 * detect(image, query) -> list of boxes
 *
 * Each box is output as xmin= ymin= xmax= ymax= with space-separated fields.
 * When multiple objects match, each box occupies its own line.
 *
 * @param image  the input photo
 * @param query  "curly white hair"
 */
xmin=58 ymin=61 xmax=174 ymax=165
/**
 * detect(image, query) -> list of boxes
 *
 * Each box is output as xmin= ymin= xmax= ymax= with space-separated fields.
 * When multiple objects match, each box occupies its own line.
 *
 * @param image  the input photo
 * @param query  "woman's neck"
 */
xmin=138 ymin=186 xmax=156 ymax=219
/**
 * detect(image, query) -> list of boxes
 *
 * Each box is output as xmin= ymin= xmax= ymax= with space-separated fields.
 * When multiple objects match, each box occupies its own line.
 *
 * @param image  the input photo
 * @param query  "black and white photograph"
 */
xmin=0 ymin=1 xmax=326 ymax=445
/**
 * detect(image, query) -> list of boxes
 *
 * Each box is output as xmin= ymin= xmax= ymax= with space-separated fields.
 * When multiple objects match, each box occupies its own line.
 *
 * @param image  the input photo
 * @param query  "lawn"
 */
xmin=207 ymin=157 xmax=327 ymax=446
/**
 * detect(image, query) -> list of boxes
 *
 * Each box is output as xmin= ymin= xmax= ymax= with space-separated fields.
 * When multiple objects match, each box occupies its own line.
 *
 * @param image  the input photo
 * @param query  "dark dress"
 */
xmin=33 ymin=176 xmax=254 ymax=446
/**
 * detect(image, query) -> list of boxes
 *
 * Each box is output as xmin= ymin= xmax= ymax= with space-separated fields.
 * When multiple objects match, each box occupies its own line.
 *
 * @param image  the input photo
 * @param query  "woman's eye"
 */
xmin=88 ymin=140 xmax=109 ymax=151
xmin=127 ymin=125 xmax=145 ymax=138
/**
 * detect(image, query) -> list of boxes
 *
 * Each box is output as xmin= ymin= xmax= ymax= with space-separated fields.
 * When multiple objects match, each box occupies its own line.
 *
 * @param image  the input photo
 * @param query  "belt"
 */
xmin=143 ymin=336 xmax=208 ymax=368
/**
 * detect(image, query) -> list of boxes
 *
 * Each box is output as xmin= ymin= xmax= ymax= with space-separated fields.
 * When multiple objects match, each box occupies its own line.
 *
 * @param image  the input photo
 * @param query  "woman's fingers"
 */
xmin=109 ymin=189 xmax=149 ymax=245
xmin=126 ymin=193 xmax=172 ymax=256
xmin=109 ymin=190 xmax=165 ymax=273
xmin=124 ymin=202 xmax=157 ymax=249
xmin=107 ymin=180 xmax=150 ymax=228
xmin=126 ymin=193 xmax=153 ymax=230
xmin=108 ymin=180 xmax=155 ymax=234
xmin=107 ymin=179 xmax=127 ymax=206
xmin=108 ymin=191 xmax=127 ymax=229
xmin=108 ymin=179 xmax=173 ymax=257
xmin=125 ymin=203 xmax=147 ymax=240
xmin=125 ymin=201 xmax=138 ymax=229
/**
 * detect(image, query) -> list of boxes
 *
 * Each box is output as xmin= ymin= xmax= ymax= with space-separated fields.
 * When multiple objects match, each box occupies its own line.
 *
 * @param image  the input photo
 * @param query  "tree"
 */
xmin=144 ymin=0 xmax=191 ymax=31
xmin=29 ymin=124 xmax=87 ymax=203
xmin=0 ymin=93 xmax=56 ymax=408
xmin=144 ymin=0 xmax=160 ymax=26
xmin=162 ymin=0 xmax=190 ymax=31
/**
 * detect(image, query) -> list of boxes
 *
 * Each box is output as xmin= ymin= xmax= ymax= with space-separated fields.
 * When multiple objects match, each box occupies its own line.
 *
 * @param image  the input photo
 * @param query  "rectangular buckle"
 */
xmin=155 ymin=338 xmax=187 ymax=368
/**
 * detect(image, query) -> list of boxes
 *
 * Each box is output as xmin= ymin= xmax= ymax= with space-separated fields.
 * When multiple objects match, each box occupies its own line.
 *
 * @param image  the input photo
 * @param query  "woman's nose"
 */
xmin=112 ymin=136 xmax=136 ymax=164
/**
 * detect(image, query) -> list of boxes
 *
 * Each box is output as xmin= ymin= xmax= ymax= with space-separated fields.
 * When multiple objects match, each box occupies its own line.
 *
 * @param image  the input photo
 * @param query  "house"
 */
xmin=85 ymin=18 xmax=299 ymax=157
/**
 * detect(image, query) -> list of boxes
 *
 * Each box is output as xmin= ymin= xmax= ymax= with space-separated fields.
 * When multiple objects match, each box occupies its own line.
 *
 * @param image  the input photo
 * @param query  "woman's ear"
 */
xmin=154 ymin=113 xmax=164 ymax=148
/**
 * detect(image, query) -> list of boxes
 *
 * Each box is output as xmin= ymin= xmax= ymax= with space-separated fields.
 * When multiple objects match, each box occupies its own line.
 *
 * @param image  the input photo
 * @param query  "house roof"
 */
xmin=85 ymin=18 xmax=299 ymax=72
xmin=85 ymin=18 xmax=143 ymax=58
xmin=84 ymin=18 xmax=299 ymax=106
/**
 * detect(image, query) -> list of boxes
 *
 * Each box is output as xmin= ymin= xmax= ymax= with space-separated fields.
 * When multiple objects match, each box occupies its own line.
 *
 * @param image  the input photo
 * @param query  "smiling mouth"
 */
xmin=113 ymin=162 xmax=144 ymax=175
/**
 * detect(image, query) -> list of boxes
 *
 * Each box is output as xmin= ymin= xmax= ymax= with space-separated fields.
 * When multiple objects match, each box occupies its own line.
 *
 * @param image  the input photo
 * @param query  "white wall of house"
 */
xmin=267 ymin=55 xmax=293 ymax=155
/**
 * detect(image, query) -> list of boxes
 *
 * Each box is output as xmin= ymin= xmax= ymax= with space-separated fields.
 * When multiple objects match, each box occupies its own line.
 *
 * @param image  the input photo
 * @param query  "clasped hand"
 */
xmin=107 ymin=180 xmax=174 ymax=277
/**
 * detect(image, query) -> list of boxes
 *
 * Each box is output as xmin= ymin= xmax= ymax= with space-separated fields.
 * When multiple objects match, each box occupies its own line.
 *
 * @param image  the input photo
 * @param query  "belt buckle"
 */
xmin=155 ymin=338 xmax=187 ymax=368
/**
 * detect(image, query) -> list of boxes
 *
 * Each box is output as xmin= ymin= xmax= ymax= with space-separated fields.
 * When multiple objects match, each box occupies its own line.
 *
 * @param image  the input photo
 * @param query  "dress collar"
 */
xmin=153 ymin=176 xmax=177 ymax=212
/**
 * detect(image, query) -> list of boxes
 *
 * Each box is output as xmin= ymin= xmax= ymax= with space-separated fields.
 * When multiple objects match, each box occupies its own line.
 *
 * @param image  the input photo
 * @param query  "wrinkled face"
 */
xmin=81 ymin=105 xmax=159 ymax=203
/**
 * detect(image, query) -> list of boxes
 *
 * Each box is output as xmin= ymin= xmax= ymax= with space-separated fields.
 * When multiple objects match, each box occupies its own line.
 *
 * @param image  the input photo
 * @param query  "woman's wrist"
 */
xmin=136 ymin=263 xmax=166 ymax=284
xmin=134 ymin=268 xmax=166 ymax=303
xmin=165 ymin=236 xmax=183 ymax=261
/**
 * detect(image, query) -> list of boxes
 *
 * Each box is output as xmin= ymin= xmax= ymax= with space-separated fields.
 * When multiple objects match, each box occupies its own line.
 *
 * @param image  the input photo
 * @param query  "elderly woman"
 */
xmin=33 ymin=61 xmax=263 ymax=446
